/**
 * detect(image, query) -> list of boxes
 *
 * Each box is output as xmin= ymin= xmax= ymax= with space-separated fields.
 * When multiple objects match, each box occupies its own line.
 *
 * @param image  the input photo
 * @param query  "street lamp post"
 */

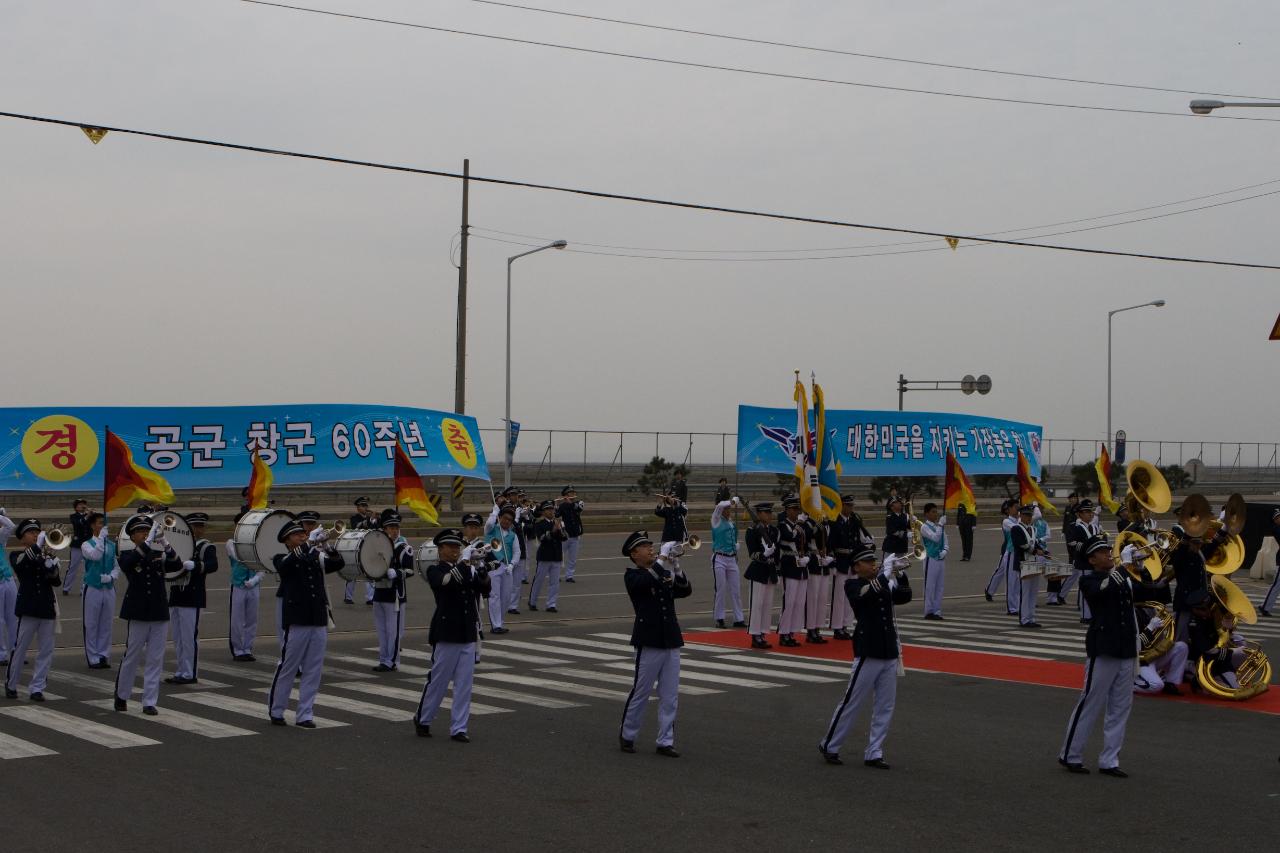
xmin=1107 ymin=300 xmax=1165 ymax=450
xmin=1189 ymin=99 xmax=1280 ymax=114
xmin=505 ymin=240 xmax=567 ymax=488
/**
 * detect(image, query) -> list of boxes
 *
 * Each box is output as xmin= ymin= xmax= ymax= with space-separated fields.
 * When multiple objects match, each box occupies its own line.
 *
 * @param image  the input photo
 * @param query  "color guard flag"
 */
xmin=103 ymin=428 xmax=174 ymax=512
xmin=812 ymin=379 xmax=842 ymax=521
xmin=793 ymin=374 xmax=822 ymax=517
xmin=1016 ymin=448 xmax=1057 ymax=515
xmin=395 ymin=440 xmax=440 ymax=525
xmin=944 ymin=449 xmax=977 ymax=517
xmin=1096 ymin=444 xmax=1120 ymax=513
xmin=246 ymin=444 xmax=273 ymax=510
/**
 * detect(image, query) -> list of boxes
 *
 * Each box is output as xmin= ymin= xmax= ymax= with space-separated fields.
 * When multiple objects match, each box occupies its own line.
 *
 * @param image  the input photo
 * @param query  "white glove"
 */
xmin=762 ymin=543 xmax=776 ymax=557
xmin=939 ymin=515 xmax=947 ymax=526
xmin=939 ymin=549 xmax=949 ymax=560
xmin=819 ymin=555 xmax=835 ymax=567
xmin=308 ymin=527 xmax=327 ymax=543
xmin=387 ymin=569 xmax=397 ymax=580
xmin=1147 ymin=616 xmax=1164 ymax=632
xmin=99 ymin=524 xmax=110 ymax=539
xmin=100 ymin=573 xmax=114 ymax=584
xmin=797 ymin=513 xmax=809 ymax=523
xmin=44 ymin=557 xmax=59 ymax=569
xmin=110 ymin=568 xmax=120 ymax=580
xmin=797 ymin=556 xmax=810 ymax=568
xmin=36 ymin=531 xmax=48 ymax=549
xmin=246 ymin=573 xmax=262 ymax=589
xmin=181 ymin=560 xmax=195 ymax=572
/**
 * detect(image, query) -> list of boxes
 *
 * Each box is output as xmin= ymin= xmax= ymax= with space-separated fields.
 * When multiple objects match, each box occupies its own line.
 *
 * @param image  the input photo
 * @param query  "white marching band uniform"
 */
xmin=709 ymin=501 xmax=745 ymax=626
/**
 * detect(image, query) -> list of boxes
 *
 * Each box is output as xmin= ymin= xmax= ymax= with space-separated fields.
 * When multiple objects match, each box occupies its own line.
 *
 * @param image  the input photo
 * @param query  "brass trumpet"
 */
xmin=43 ymin=525 xmax=71 ymax=555
xmin=320 ymin=520 xmax=347 ymax=541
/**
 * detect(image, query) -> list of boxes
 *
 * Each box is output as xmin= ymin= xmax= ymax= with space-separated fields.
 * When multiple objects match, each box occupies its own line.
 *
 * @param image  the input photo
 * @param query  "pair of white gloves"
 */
xmin=99 ymin=567 xmax=122 ymax=585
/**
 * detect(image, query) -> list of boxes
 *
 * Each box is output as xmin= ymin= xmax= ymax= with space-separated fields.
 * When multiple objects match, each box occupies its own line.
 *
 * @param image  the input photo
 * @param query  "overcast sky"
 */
xmin=3 ymin=0 xmax=1278 ymax=456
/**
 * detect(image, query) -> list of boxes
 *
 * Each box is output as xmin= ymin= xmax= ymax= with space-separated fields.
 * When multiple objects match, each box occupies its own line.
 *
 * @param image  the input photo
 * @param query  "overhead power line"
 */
xmin=471 ymin=0 xmax=1280 ymax=101
xmin=1 ymin=109 xmax=1277 ymax=271
xmin=236 ymin=1 xmax=1280 ymax=122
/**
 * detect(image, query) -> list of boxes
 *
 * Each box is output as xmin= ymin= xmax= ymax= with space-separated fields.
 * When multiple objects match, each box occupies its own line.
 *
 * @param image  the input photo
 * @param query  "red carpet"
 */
xmin=683 ymin=630 xmax=1280 ymax=716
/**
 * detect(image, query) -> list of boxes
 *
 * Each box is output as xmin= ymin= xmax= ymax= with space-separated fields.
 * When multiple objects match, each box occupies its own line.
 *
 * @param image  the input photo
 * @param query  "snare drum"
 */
xmin=415 ymin=542 xmax=440 ymax=582
xmin=1019 ymin=561 xmax=1046 ymax=579
xmin=231 ymin=509 xmax=295 ymax=573
xmin=1040 ymin=560 xmax=1073 ymax=581
xmin=333 ymin=530 xmax=393 ymax=582
xmin=117 ymin=513 xmax=195 ymax=580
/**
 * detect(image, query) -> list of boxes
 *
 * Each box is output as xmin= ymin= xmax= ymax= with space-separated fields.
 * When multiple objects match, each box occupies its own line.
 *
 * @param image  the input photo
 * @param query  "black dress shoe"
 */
xmin=831 ymin=629 xmax=852 ymax=639
xmin=527 ymin=604 xmax=538 ymax=611
xmin=3 ymin=688 xmax=15 ymax=699
xmin=546 ymin=606 xmax=558 ymax=613
xmin=1098 ymin=767 xmax=1128 ymax=778
xmin=490 ymin=627 xmax=510 ymax=635
xmin=1007 ymin=611 xmax=1020 ymax=616
xmin=415 ymin=722 xmax=431 ymax=737
xmin=750 ymin=636 xmax=772 ymax=649
xmin=1080 ymin=618 xmax=1091 ymax=624
xmin=1020 ymin=622 xmax=1043 ymax=629
xmin=923 ymin=614 xmax=944 ymax=621
xmin=806 ymin=633 xmax=828 ymax=645
xmin=243 ymin=654 xmax=257 ymax=662
xmin=98 ymin=660 xmax=112 ymax=669
xmin=732 ymin=621 xmax=747 ymax=628
xmin=29 ymin=692 xmax=45 ymax=702
xmin=619 ymin=738 xmax=636 ymax=753
xmin=715 ymin=619 xmax=726 ymax=629
xmin=365 ymin=600 xmax=373 ymax=606
xmin=1045 ymin=599 xmax=1063 ymax=607
xmin=655 ymin=746 xmax=680 ymax=758
xmin=1058 ymin=758 xmax=1089 ymax=774
xmin=343 ymin=597 xmax=354 ymax=604
xmin=372 ymin=664 xmax=393 ymax=672
xmin=818 ymin=745 xmax=842 ymax=765
xmin=142 ymin=706 xmax=158 ymax=716
xmin=864 ymin=758 xmax=891 ymax=770
xmin=451 ymin=732 xmax=470 ymax=743
xmin=270 ymin=716 xmax=286 ymax=726
xmin=114 ymin=697 xmax=127 ymax=711
xmin=984 ymin=592 xmax=994 ymax=602
xmin=565 ymin=578 xmax=576 ymax=583
xmin=1260 ymin=608 xmax=1272 ymax=618
xmin=1161 ymin=682 xmax=1182 ymax=695
xmin=507 ymin=609 xmax=520 ymax=615
xmin=295 ymin=719 xmax=317 ymax=729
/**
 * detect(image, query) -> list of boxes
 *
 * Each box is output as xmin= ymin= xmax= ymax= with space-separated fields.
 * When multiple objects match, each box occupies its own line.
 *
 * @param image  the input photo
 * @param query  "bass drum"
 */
xmin=415 ymin=542 xmax=440 ymax=582
xmin=117 ymin=513 xmax=195 ymax=580
xmin=333 ymin=530 xmax=393 ymax=582
xmin=231 ymin=509 xmax=295 ymax=573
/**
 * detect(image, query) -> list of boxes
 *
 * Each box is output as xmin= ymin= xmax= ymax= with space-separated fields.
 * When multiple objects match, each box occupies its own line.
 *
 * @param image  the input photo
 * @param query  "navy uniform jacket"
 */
xmin=69 ymin=511 xmax=93 ymax=548
xmin=777 ymin=517 xmax=808 ymax=581
xmin=1079 ymin=570 xmax=1138 ymax=659
xmin=372 ymin=541 xmax=414 ymax=604
xmin=1008 ymin=523 xmax=1041 ymax=573
xmin=654 ymin=503 xmax=688 ymax=543
xmin=743 ymin=523 xmax=780 ymax=584
xmin=671 ymin=480 xmax=689 ymax=502
xmin=828 ymin=513 xmax=872 ymax=572
xmin=119 ymin=543 xmax=181 ymax=622
xmin=533 ymin=517 xmax=568 ymax=562
xmin=1169 ymin=540 xmax=1208 ymax=612
xmin=274 ymin=545 xmax=345 ymax=628
xmin=556 ymin=501 xmax=585 ymax=538
xmin=883 ymin=512 xmax=910 ymax=556
xmin=1065 ymin=520 xmax=1095 ymax=572
xmin=350 ymin=513 xmax=380 ymax=531
xmin=846 ymin=572 xmax=912 ymax=659
xmin=168 ymin=539 xmax=219 ymax=609
xmin=426 ymin=560 xmax=490 ymax=645
xmin=12 ymin=548 xmax=62 ymax=619
xmin=625 ymin=563 xmax=692 ymax=649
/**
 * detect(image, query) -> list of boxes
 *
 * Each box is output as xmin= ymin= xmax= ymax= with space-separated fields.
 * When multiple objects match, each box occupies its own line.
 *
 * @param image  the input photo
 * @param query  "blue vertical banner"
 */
xmin=507 ymin=420 xmax=521 ymax=457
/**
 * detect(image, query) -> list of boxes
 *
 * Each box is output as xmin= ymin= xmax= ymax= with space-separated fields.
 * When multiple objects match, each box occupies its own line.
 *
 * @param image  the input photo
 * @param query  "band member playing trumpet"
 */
xmin=919 ymin=503 xmax=948 ymax=620
xmin=228 ymin=514 xmax=263 ymax=662
xmin=709 ymin=498 xmax=746 ymax=629
xmin=818 ymin=546 xmax=911 ymax=769
xmin=619 ymin=530 xmax=691 ymax=757
xmin=415 ymin=528 xmax=490 ymax=741
xmin=267 ymin=518 xmax=345 ymax=728
xmin=66 ymin=498 xmax=92 ymax=595
xmin=372 ymin=510 xmax=414 ymax=671
xmin=557 ymin=486 xmax=585 ymax=583
xmin=345 ymin=497 xmax=379 ymax=605
xmin=776 ymin=496 xmax=809 ymax=648
xmin=529 ymin=501 xmax=568 ymax=612
xmin=115 ymin=515 xmax=186 ymax=715
xmin=828 ymin=495 xmax=873 ymax=639
xmin=0 ymin=511 xmax=20 ymax=668
xmin=484 ymin=506 xmax=518 ymax=635
xmin=1058 ymin=535 xmax=1136 ymax=776
xmin=166 ymin=512 xmax=218 ymax=685
xmin=4 ymin=519 xmax=62 ymax=701
xmin=81 ymin=513 xmax=119 ymax=668
xmin=744 ymin=502 xmax=780 ymax=649
xmin=654 ymin=490 xmax=689 ymax=545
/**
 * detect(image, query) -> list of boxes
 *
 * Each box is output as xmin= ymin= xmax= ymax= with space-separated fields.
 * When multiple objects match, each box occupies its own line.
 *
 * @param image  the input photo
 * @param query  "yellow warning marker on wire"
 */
xmin=944 ymin=237 xmax=959 ymax=250
xmin=80 ymin=126 xmax=108 ymax=145
xmin=1269 ymin=312 xmax=1280 ymax=341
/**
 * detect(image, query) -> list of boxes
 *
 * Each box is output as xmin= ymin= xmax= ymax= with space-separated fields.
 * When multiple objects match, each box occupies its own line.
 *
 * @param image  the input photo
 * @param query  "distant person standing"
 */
xmin=0 ymin=510 xmax=19 ymax=668
xmin=714 ymin=478 xmax=732 ymax=504
xmin=671 ymin=471 xmax=689 ymax=503
xmin=709 ymin=498 xmax=746 ymax=629
xmin=345 ymin=497 xmax=380 ymax=605
xmin=556 ymin=486 xmax=585 ymax=583
xmin=956 ymin=504 xmax=976 ymax=562
xmin=919 ymin=503 xmax=948 ymax=620
xmin=66 ymin=498 xmax=93 ymax=594
xmin=80 ymin=513 xmax=119 ymax=669
xmin=4 ymin=519 xmax=62 ymax=701
xmin=529 ymin=502 xmax=568 ymax=612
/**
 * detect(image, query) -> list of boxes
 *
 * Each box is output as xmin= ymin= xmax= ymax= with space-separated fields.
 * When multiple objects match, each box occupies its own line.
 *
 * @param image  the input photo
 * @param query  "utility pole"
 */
xmin=452 ymin=159 xmax=470 ymax=511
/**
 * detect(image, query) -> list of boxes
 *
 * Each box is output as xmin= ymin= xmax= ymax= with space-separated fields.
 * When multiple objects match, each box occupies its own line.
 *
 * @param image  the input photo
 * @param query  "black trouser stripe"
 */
xmin=1061 ymin=657 xmax=1096 ymax=758
xmin=617 ymin=647 xmax=643 ymax=739
xmin=114 ymin=620 xmax=132 ymax=700
xmin=415 ymin=644 xmax=438 ymax=723
xmin=192 ymin=609 xmax=201 ymax=676
xmin=392 ymin=606 xmax=403 ymax=664
xmin=267 ymin=626 xmax=292 ymax=714
xmin=820 ymin=657 xmax=866 ymax=752
xmin=5 ymin=616 xmax=22 ymax=689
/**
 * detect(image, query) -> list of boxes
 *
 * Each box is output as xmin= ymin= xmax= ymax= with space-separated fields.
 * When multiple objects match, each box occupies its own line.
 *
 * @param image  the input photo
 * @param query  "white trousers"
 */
xmin=985 ymin=552 xmax=1008 ymax=595
xmin=819 ymin=656 xmax=898 ymax=760
xmin=1057 ymin=568 xmax=1080 ymax=603
xmin=373 ymin=601 xmax=406 ymax=667
xmin=1019 ymin=573 xmax=1041 ymax=625
xmin=416 ymin=641 xmax=476 ymax=735
xmin=805 ymin=572 xmax=831 ymax=631
xmin=276 ymin=596 xmax=285 ymax=649
xmin=83 ymin=585 xmax=117 ymax=664
xmin=116 ymin=620 xmax=169 ymax=707
xmin=170 ymin=606 xmax=201 ymax=679
xmin=268 ymin=624 xmax=328 ymax=723
xmin=66 ymin=547 xmax=84 ymax=591
xmin=487 ymin=565 xmax=512 ymax=629
xmin=1134 ymin=641 xmax=1189 ymax=694
xmin=748 ymin=581 xmax=777 ymax=636
xmin=229 ymin=585 xmax=260 ymax=656
xmin=509 ymin=558 xmax=527 ymax=609
xmin=0 ymin=578 xmax=17 ymax=663
xmin=562 ymin=537 xmax=581 ymax=579
xmin=530 ymin=560 xmax=561 ymax=608
xmin=779 ymin=578 xmax=808 ymax=635
xmin=343 ymin=579 xmax=375 ymax=603
xmin=922 ymin=556 xmax=945 ymax=617
xmin=619 ymin=646 xmax=680 ymax=747
xmin=830 ymin=573 xmax=853 ymax=630
xmin=712 ymin=554 xmax=744 ymax=622
xmin=5 ymin=617 xmax=56 ymax=694
xmin=1059 ymin=655 xmax=1135 ymax=769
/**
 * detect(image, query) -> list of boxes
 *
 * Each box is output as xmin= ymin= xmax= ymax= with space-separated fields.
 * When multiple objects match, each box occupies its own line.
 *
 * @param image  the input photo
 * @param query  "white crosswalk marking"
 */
xmin=541 ymin=636 xmax=637 ymax=654
xmin=82 ymin=699 xmax=257 ymax=738
xmin=487 ymin=639 xmax=627 ymax=661
xmin=474 ymin=647 xmax=575 ymax=666
xmin=537 ymin=666 xmax=722 ymax=696
xmin=171 ymin=692 xmax=347 ymax=728
xmin=909 ymin=637 xmax=1060 ymax=659
xmin=474 ymin=672 xmax=628 ymax=701
xmin=55 ymin=671 xmax=229 ymax=693
xmin=328 ymin=653 xmax=428 ymax=677
xmin=712 ymin=654 xmax=852 ymax=676
xmin=468 ymin=684 xmax=584 ymax=709
xmin=0 ymin=731 xmax=58 ymax=759
xmin=377 ymin=647 xmax=511 ymax=669
xmin=0 ymin=706 xmax=161 ymax=748
xmin=196 ymin=662 xmax=277 ymax=684
xmin=678 ymin=658 xmax=840 ymax=683
xmin=330 ymin=681 xmax=513 ymax=715
xmin=600 ymin=661 xmax=784 ymax=689
xmin=248 ymin=688 xmax=412 ymax=722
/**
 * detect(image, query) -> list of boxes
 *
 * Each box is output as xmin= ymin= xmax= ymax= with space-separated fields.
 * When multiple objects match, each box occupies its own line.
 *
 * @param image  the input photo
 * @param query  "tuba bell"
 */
xmin=1195 ymin=575 xmax=1271 ymax=700
xmin=1137 ymin=601 xmax=1176 ymax=664
xmin=1124 ymin=460 xmax=1171 ymax=520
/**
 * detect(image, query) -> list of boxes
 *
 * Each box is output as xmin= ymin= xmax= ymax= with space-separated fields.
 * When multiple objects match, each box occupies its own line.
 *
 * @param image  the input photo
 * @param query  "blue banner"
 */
xmin=507 ymin=420 xmax=521 ymax=457
xmin=737 ymin=406 xmax=1044 ymax=477
xmin=0 ymin=404 xmax=490 ymax=491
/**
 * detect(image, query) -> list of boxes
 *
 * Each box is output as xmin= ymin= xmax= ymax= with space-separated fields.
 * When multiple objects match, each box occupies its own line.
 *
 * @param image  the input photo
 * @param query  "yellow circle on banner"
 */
xmin=21 ymin=415 xmax=100 ymax=482
xmin=440 ymin=418 xmax=478 ymax=470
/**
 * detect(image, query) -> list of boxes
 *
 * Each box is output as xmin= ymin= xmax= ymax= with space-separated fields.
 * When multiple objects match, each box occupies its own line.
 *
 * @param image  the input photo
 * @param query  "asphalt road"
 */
xmin=3 ymin=522 xmax=1278 ymax=852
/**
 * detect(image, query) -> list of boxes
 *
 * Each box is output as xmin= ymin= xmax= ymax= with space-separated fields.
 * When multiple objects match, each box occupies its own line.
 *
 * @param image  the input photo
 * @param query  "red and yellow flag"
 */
xmin=1095 ymin=444 xmax=1119 ymax=513
xmin=103 ymin=429 xmax=175 ymax=512
xmin=1016 ymin=448 xmax=1057 ymax=515
xmin=246 ymin=444 xmax=273 ymax=510
xmin=394 ymin=440 xmax=440 ymax=526
xmin=944 ymin=449 xmax=977 ymax=517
